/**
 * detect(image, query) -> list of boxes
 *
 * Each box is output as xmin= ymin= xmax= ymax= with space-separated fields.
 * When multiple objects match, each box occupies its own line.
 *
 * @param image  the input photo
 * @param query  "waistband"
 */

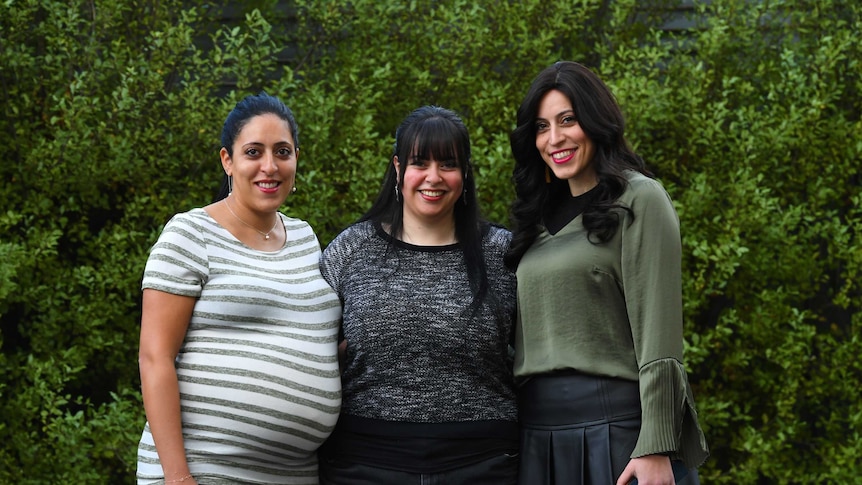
xmin=517 ymin=372 xmax=641 ymax=427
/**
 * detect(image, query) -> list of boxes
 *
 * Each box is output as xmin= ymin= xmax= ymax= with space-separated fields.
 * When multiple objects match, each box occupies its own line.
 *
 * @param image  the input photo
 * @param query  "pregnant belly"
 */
xmin=176 ymin=347 xmax=342 ymax=458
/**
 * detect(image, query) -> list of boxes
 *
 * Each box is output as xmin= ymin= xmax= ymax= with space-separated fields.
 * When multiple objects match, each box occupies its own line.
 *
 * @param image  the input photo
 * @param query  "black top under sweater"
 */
xmin=319 ymin=221 xmax=518 ymax=472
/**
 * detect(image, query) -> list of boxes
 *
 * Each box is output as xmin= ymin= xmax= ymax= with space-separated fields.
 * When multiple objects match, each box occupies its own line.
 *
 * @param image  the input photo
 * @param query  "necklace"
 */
xmin=224 ymin=198 xmax=280 ymax=240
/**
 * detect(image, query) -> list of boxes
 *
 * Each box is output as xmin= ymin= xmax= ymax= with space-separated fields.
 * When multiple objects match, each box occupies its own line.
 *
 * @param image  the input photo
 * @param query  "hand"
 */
xmin=337 ymin=339 xmax=348 ymax=373
xmin=615 ymin=454 xmax=674 ymax=485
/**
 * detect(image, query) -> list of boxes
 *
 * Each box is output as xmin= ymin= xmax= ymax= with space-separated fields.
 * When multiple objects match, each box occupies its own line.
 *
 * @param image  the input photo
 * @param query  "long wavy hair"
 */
xmin=504 ymin=61 xmax=652 ymax=269
xmin=361 ymin=105 xmax=493 ymax=315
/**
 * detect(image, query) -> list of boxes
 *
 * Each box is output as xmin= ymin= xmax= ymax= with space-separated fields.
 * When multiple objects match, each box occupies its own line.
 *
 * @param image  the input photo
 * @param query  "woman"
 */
xmin=318 ymin=106 xmax=518 ymax=485
xmin=506 ymin=61 xmax=709 ymax=485
xmin=136 ymin=92 xmax=342 ymax=484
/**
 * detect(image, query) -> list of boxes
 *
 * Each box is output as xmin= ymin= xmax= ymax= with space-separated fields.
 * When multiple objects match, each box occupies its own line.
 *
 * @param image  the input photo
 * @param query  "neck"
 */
xmin=568 ymin=176 xmax=599 ymax=197
xmin=399 ymin=216 xmax=457 ymax=246
xmin=224 ymin=196 xmax=280 ymax=239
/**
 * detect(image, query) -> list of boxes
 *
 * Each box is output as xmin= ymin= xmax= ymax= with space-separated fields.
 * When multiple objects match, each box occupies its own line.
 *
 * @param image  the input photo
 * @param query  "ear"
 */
xmin=392 ymin=155 xmax=400 ymax=180
xmin=220 ymin=147 xmax=232 ymax=175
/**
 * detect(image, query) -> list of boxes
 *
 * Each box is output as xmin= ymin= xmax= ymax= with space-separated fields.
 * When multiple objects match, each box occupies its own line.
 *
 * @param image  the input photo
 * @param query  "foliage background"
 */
xmin=1 ymin=0 xmax=859 ymax=482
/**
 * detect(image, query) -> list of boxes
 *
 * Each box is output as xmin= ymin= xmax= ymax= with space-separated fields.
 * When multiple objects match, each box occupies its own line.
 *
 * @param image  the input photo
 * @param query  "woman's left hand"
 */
xmin=615 ymin=454 xmax=674 ymax=485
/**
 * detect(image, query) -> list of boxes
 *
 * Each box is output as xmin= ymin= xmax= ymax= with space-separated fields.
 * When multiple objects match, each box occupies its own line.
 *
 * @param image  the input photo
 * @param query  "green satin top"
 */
xmin=515 ymin=171 xmax=709 ymax=467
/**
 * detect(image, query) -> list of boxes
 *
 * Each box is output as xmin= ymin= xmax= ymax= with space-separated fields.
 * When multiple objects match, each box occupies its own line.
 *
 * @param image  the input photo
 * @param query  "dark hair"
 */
xmin=361 ymin=105 xmax=493 ymax=314
xmin=504 ymin=61 xmax=652 ymax=269
xmin=213 ymin=92 xmax=300 ymax=202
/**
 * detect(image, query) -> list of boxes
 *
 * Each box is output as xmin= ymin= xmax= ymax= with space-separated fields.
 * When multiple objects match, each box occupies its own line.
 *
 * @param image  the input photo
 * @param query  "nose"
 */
xmin=548 ymin=125 xmax=564 ymax=146
xmin=426 ymin=164 xmax=443 ymax=183
xmin=261 ymin=151 xmax=278 ymax=174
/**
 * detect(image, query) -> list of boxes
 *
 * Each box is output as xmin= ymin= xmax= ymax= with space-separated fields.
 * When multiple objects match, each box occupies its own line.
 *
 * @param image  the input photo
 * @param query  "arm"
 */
xmin=320 ymin=226 xmax=353 ymax=366
xmin=139 ymin=288 xmax=197 ymax=483
xmin=620 ymin=179 xmax=686 ymax=483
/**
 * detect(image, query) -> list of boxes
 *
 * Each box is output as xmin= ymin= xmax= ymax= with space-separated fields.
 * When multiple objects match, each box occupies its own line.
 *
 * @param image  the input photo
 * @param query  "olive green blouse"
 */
xmin=514 ymin=171 xmax=709 ymax=467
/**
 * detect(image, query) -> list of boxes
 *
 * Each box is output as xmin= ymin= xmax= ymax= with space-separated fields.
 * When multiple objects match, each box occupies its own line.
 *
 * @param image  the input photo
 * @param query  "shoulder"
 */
xmin=166 ymin=207 xmax=210 ymax=226
xmin=329 ymin=220 xmax=376 ymax=245
xmin=619 ymin=171 xmax=680 ymax=234
xmin=623 ymin=170 xmax=663 ymax=192
xmin=482 ymin=223 xmax=514 ymax=264
xmin=483 ymin=223 xmax=513 ymax=248
xmin=621 ymin=170 xmax=673 ymax=206
xmin=279 ymin=213 xmax=310 ymax=230
xmin=280 ymin=213 xmax=315 ymax=236
xmin=320 ymin=221 xmax=379 ymax=285
xmin=323 ymin=220 xmax=378 ymax=256
xmin=157 ymin=208 xmax=213 ymax=241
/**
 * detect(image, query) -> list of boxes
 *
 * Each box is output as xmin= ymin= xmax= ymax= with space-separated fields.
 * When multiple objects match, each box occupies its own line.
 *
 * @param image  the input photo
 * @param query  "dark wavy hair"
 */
xmin=361 ymin=105 xmax=493 ymax=314
xmin=213 ymin=92 xmax=300 ymax=202
xmin=504 ymin=61 xmax=652 ymax=269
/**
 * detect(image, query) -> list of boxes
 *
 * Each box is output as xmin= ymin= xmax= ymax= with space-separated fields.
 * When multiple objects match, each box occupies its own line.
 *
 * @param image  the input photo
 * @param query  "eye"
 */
xmin=561 ymin=115 xmax=577 ymax=124
xmin=245 ymin=148 xmax=260 ymax=156
xmin=441 ymin=159 xmax=460 ymax=170
xmin=276 ymin=146 xmax=293 ymax=157
xmin=409 ymin=156 xmax=426 ymax=167
xmin=535 ymin=121 xmax=549 ymax=132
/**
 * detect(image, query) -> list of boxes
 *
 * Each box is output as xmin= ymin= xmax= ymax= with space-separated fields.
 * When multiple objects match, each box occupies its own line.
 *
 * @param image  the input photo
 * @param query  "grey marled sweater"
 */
xmin=320 ymin=220 xmax=518 ymax=423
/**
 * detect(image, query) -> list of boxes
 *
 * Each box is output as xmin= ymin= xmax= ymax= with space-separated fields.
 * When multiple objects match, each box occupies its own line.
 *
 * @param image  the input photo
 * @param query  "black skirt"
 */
xmin=517 ymin=372 xmax=699 ymax=485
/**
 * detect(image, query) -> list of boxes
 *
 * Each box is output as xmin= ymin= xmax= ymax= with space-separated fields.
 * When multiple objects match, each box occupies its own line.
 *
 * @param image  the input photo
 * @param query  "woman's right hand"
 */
xmin=616 ymin=454 xmax=674 ymax=485
xmin=337 ymin=339 xmax=348 ymax=373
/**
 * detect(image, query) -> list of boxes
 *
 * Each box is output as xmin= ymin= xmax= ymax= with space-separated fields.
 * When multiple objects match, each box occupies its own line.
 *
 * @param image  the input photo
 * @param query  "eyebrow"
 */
xmin=242 ymin=140 xmax=294 ymax=147
xmin=536 ymin=109 xmax=574 ymax=121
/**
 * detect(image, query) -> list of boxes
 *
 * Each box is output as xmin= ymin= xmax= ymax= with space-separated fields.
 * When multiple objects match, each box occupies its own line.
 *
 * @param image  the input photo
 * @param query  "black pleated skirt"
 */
xmin=517 ymin=372 xmax=699 ymax=485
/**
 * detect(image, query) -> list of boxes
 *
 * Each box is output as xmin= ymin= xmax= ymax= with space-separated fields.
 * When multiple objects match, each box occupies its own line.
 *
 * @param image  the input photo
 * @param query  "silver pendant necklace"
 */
xmin=224 ymin=197 xmax=280 ymax=240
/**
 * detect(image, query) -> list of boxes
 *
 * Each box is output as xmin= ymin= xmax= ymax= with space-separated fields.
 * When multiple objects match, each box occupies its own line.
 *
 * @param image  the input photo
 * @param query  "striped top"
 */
xmin=136 ymin=208 xmax=342 ymax=485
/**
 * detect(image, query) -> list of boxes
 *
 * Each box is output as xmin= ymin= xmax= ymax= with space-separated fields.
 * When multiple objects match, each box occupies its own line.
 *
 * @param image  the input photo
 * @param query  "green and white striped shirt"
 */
xmin=136 ymin=208 xmax=341 ymax=485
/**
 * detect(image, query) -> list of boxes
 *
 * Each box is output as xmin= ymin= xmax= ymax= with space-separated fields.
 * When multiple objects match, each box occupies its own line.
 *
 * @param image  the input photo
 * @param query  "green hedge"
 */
xmin=0 ymin=0 xmax=859 ymax=482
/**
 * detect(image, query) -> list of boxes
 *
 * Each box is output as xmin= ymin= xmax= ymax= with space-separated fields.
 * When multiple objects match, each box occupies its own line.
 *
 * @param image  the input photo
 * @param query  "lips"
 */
xmin=551 ymin=149 xmax=576 ymax=164
xmin=255 ymin=180 xmax=281 ymax=193
xmin=420 ymin=189 xmax=445 ymax=198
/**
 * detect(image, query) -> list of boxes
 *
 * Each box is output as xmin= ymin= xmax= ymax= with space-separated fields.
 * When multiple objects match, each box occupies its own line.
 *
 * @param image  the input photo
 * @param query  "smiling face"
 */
xmin=535 ymin=89 xmax=597 ymax=195
xmin=396 ymin=151 xmax=464 ymax=227
xmin=220 ymin=113 xmax=297 ymax=215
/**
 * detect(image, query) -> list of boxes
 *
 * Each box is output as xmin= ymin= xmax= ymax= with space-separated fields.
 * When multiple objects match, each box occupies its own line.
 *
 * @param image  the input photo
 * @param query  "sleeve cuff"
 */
xmin=632 ymin=358 xmax=710 ymax=468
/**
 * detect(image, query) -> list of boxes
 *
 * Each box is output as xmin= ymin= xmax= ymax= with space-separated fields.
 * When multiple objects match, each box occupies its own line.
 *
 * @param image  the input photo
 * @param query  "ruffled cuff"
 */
xmin=631 ymin=358 xmax=710 ymax=468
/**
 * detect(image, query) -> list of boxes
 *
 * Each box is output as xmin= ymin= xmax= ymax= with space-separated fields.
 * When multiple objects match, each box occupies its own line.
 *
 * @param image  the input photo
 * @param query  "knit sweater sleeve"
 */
xmin=620 ymin=176 xmax=709 ymax=467
xmin=320 ymin=223 xmax=369 ymax=299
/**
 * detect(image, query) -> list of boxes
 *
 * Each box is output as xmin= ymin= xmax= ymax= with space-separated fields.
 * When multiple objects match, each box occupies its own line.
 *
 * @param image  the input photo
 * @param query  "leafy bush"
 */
xmin=1 ymin=0 xmax=858 ymax=482
xmin=0 ymin=1 xmax=289 ymax=481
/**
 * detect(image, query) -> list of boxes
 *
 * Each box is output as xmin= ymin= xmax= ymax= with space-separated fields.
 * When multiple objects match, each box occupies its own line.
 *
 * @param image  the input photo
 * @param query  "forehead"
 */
xmin=537 ymin=90 xmax=573 ymax=117
xmin=237 ymin=113 xmax=294 ymax=144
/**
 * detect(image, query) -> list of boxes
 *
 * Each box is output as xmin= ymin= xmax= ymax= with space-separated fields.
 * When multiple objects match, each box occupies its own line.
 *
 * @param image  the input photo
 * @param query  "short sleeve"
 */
xmin=141 ymin=213 xmax=209 ymax=297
